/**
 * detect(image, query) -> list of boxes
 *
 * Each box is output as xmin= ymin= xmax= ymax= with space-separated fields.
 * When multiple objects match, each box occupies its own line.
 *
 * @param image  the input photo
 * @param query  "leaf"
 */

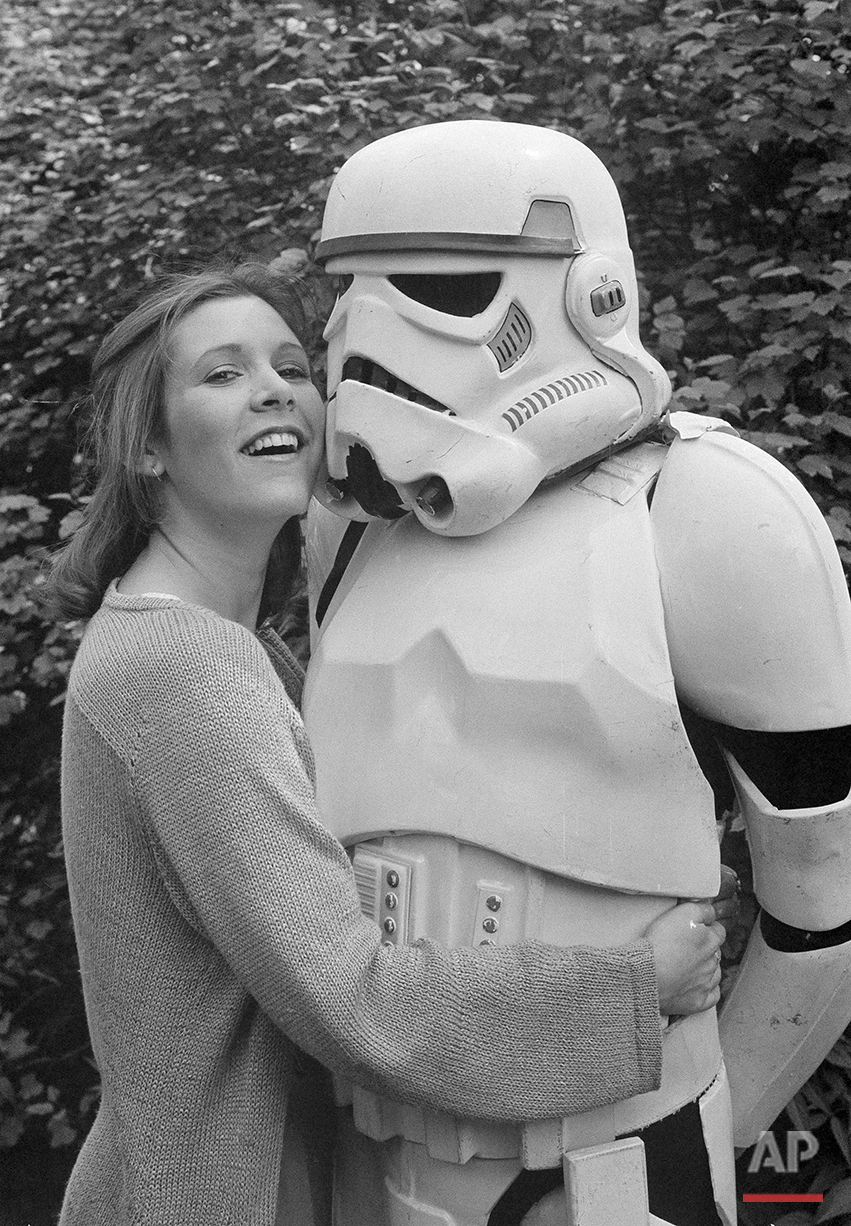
xmin=47 ymin=1110 xmax=77 ymax=1148
xmin=824 ymin=1036 xmax=851 ymax=1070
xmin=678 ymin=376 xmax=733 ymax=401
xmin=815 ymin=1177 xmax=851 ymax=1222
xmin=762 ymin=292 xmax=816 ymax=311
xmin=58 ymin=509 xmax=85 ymax=539
xmin=682 ymin=277 xmax=718 ymax=304
xmin=0 ymin=1027 xmax=34 ymax=1061
xmin=828 ymin=1114 xmax=851 ymax=1166
xmin=826 ymin=413 xmax=851 ymax=438
xmin=817 ymin=184 xmax=851 ymax=205
xmin=0 ymin=693 xmax=27 ymax=727
xmin=757 ymin=265 xmax=804 ymax=279
xmin=0 ymin=495 xmax=40 ymax=513
xmin=803 ymin=1 xmax=838 ymax=18
xmin=746 ymin=431 xmax=809 ymax=452
xmin=25 ymin=1102 xmax=53 ymax=1116
xmin=791 ymin=56 xmax=834 ymax=78
xmin=825 ymin=511 xmax=851 ymax=542
xmin=0 ymin=1116 xmax=25 ymax=1148
xmin=18 ymin=1074 xmax=43 ymax=1102
xmin=799 ymin=455 xmax=835 ymax=481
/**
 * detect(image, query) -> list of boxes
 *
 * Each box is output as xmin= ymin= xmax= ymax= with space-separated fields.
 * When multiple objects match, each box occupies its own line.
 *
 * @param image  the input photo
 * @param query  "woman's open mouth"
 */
xmin=241 ymin=429 xmax=303 ymax=457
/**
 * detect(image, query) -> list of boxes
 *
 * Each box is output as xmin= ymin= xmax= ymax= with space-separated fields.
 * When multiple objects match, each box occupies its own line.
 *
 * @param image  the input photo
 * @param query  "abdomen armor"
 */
xmin=304 ymin=441 xmax=719 ymax=899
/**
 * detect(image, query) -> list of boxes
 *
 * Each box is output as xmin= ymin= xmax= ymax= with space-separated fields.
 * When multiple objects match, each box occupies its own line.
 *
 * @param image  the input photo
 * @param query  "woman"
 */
xmin=50 ymin=264 xmax=728 ymax=1225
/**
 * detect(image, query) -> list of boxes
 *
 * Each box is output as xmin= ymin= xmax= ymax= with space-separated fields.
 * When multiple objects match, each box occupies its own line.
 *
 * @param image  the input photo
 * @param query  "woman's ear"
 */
xmin=140 ymin=448 xmax=165 ymax=480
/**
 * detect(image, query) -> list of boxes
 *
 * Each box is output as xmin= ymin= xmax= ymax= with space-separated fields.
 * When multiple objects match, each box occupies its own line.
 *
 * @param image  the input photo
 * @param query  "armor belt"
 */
xmin=343 ymin=1009 xmax=722 ymax=1168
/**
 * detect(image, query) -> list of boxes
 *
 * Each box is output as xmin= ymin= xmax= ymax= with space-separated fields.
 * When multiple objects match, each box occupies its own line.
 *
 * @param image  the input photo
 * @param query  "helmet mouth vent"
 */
xmin=342 ymin=357 xmax=455 ymax=416
xmin=343 ymin=443 xmax=407 ymax=520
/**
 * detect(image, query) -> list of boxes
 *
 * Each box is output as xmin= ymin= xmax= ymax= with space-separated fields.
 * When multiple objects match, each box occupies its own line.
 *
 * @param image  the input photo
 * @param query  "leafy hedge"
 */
xmin=1 ymin=0 xmax=850 ymax=1218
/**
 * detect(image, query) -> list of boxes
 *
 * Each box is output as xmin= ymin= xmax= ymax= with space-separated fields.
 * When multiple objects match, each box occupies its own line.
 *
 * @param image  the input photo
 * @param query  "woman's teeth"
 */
xmin=243 ymin=431 xmax=300 ymax=456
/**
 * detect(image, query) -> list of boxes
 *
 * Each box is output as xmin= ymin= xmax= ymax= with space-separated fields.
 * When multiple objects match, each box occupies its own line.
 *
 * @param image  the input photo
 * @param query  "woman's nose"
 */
xmin=253 ymin=370 xmax=295 ymax=410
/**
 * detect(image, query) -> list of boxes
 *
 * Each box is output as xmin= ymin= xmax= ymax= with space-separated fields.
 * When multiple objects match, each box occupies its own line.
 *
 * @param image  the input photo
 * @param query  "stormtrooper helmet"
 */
xmin=316 ymin=120 xmax=670 ymax=536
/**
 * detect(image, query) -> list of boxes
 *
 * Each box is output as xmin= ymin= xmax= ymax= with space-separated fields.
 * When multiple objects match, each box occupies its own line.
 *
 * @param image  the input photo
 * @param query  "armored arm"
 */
xmin=651 ymin=415 xmax=851 ymax=1147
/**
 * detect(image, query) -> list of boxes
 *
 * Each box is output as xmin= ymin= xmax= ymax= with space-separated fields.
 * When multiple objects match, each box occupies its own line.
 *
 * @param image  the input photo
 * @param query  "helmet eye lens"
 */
xmin=389 ymin=272 xmax=501 ymax=317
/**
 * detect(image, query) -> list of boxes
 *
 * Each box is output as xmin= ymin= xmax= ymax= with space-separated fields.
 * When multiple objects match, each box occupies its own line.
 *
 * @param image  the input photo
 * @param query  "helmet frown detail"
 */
xmin=503 ymin=370 xmax=609 ymax=433
xmin=316 ymin=120 xmax=671 ymax=536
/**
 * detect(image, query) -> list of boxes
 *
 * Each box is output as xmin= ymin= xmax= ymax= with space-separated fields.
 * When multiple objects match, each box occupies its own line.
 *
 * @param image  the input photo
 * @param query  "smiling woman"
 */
xmin=117 ymin=293 xmax=325 ymax=628
xmin=45 ymin=264 xmax=728 ymax=1226
xmin=49 ymin=265 xmax=315 ymax=630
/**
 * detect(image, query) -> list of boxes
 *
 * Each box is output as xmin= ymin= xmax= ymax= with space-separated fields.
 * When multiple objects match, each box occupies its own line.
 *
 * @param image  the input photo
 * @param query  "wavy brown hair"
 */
xmin=48 ymin=263 xmax=311 ymax=623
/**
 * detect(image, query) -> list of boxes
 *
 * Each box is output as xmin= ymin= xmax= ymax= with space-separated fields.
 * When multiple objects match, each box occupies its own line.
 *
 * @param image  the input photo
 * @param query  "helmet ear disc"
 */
xmin=564 ymin=251 xmax=671 ymax=426
xmin=564 ymin=252 xmax=631 ymax=345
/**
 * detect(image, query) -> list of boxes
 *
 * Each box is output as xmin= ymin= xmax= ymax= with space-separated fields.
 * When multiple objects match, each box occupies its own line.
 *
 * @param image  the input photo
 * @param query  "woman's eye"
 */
xmin=277 ymin=365 xmax=308 ymax=380
xmin=205 ymin=366 xmax=241 ymax=384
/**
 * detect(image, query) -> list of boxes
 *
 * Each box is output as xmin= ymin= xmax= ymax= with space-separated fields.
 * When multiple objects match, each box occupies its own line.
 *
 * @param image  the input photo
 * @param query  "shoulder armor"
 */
xmin=651 ymin=422 xmax=851 ymax=730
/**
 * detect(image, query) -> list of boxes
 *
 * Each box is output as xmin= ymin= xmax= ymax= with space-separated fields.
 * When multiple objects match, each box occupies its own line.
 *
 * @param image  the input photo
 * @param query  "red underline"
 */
xmin=743 ymin=1193 xmax=824 ymax=1203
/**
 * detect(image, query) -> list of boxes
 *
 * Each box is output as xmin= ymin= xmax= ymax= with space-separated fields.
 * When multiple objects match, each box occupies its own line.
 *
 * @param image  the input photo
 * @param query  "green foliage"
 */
xmin=1 ymin=0 xmax=850 ymax=1201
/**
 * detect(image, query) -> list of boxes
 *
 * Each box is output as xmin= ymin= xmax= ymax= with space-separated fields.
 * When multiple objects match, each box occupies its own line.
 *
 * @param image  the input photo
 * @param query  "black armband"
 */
xmin=760 ymin=909 xmax=851 ymax=952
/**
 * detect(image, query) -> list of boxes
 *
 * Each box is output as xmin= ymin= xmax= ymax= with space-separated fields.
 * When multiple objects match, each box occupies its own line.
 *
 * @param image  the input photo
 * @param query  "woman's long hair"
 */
xmin=48 ymin=263 xmax=311 ymax=623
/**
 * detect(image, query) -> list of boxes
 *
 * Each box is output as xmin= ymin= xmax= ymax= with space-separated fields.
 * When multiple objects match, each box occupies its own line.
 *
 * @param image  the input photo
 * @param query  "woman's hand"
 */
xmin=709 ymin=863 xmax=740 ymax=926
xmin=645 ymin=900 xmax=726 ymax=1017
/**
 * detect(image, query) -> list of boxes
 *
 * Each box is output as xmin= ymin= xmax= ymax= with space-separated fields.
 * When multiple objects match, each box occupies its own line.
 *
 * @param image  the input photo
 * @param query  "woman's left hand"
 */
xmin=709 ymin=864 xmax=740 ymax=926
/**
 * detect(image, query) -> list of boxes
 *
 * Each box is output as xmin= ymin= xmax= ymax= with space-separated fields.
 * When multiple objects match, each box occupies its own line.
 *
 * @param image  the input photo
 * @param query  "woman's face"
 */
xmin=153 ymin=295 xmax=325 ymax=534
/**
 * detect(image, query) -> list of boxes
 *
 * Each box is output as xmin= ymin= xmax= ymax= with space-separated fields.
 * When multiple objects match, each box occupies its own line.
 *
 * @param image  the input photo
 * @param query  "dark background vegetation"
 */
xmin=1 ymin=0 xmax=850 ymax=1222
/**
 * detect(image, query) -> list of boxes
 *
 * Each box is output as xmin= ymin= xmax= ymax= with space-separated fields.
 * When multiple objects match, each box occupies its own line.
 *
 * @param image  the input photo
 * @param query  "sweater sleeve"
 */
xmin=130 ymin=608 xmax=662 ymax=1122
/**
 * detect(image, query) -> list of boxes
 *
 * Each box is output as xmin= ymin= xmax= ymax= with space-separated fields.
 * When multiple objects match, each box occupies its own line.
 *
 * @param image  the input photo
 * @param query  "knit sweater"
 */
xmin=59 ymin=583 xmax=662 ymax=1225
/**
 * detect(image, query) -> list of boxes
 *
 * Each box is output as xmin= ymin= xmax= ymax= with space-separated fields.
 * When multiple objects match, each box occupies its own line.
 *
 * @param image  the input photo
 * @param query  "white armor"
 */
xmin=303 ymin=121 xmax=851 ymax=1226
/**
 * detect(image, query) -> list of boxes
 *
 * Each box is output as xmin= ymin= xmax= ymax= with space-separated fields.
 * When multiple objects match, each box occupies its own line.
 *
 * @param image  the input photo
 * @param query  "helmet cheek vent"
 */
xmin=487 ymin=302 xmax=532 ymax=373
xmin=389 ymin=272 xmax=501 ymax=316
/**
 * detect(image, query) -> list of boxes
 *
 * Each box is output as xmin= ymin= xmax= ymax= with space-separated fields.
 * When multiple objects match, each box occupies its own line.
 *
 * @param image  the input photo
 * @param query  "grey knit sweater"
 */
xmin=59 ymin=584 xmax=662 ymax=1224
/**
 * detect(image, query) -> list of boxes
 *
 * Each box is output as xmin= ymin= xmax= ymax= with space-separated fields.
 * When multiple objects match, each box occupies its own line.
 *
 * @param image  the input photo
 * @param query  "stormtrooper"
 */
xmin=302 ymin=120 xmax=851 ymax=1226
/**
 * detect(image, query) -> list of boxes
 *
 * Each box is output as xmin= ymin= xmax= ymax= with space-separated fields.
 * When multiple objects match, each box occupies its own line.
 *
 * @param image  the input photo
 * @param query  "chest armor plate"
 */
xmin=304 ymin=444 xmax=719 ymax=897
